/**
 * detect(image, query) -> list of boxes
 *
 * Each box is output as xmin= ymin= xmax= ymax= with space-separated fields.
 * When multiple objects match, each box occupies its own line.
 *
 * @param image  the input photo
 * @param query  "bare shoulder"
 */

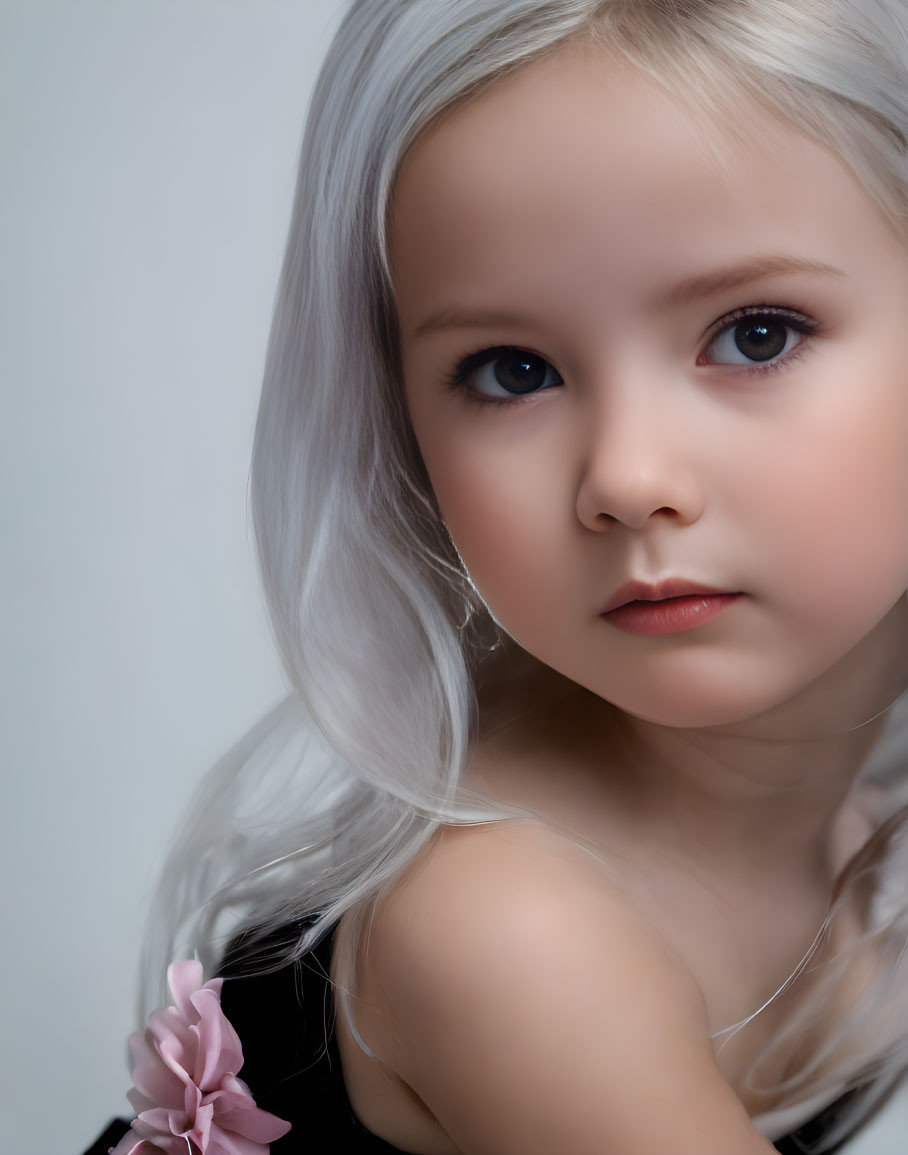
xmin=373 ymin=820 xmax=687 ymax=978
xmin=361 ymin=821 xmax=776 ymax=1155
xmin=367 ymin=820 xmax=704 ymax=1032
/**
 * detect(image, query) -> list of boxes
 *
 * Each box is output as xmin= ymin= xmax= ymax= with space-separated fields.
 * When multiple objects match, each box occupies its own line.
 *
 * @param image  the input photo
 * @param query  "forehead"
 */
xmin=389 ymin=43 xmax=889 ymax=330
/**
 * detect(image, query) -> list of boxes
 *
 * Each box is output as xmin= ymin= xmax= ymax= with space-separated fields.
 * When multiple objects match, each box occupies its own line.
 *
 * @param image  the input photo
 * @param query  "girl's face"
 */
xmin=391 ymin=43 xmax=908 ymax=730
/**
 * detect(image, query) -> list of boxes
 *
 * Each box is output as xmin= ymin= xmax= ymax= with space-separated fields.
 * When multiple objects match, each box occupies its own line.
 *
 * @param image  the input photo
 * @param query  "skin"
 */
xmin=335 ymin=40 xmax=908 ymax=1155
xmin=392 ymin=42 xmax=908 ymax=876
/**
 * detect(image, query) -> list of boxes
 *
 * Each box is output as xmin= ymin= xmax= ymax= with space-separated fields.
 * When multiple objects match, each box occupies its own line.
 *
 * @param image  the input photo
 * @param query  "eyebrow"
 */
xmin=409 ymin=254 xmax=845 ymax=340
xmin=651 ymin=254 xmax=846 ymax=310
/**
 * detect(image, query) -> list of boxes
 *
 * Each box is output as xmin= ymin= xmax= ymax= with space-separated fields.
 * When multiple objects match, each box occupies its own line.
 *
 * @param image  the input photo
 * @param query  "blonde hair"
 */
xmin=143 ymin=3 xmax=908 ymax=1146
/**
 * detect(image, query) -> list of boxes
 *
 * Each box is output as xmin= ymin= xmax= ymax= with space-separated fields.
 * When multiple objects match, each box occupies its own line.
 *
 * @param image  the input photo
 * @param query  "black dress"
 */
xmin=84 ymin=924 xmax=875 ymax=1154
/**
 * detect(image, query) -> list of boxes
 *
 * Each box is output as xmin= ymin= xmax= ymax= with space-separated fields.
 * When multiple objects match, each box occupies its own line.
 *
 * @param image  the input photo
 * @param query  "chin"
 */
xmin=583 ymin=666 xmax=814 ymax=732
xmin=615 ymin=698 xmax=772 ymax=730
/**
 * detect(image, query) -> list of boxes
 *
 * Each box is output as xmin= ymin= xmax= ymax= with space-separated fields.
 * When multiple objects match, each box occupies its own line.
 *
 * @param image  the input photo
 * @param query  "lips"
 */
xmin=602 ymin=578 xmax=736 ymax=614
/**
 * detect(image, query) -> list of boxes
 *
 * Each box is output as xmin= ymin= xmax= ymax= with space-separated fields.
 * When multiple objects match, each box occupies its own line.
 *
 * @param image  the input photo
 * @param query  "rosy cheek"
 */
xmin=434 ymin=465 xmax=536 ymax=590
xmin=750 ymin=370 xmax=908 ymax=612
xmin=808 ymin=385 xmax=908 ymax=545
xmin=420 ymin=438 xmax=553 ymax=619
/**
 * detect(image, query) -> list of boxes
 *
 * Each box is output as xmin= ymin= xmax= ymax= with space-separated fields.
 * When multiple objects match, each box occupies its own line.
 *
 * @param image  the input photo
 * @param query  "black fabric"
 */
xmin=216 ymin=922 xmax=403 ymax=1152
xmin=83 ymin=923 xmax=875 ymax=1154
xmin=81 ymin=1118 xmax=132 ymax=1154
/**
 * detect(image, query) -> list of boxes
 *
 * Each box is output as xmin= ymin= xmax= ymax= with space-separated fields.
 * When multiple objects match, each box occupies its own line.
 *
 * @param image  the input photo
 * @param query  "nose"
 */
xmin=575 ymin=388 xmax=706 ymax=532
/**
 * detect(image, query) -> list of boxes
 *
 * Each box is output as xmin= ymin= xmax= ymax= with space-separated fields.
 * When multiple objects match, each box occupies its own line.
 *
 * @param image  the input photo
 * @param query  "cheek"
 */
xmin=406 ymin=385 xmax=581 ymax=638
xmin=425 ymin=436 xmax=573 ymax=625
xmin=741 ymin=368 xmax=908 ymax=627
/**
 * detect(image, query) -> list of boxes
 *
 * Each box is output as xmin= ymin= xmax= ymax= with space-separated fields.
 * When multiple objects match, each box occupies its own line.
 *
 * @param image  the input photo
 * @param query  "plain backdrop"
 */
xmin=1 ymin=2 xmax=906 ymax=1153
xmin=1 ymin=2 xmax=342 ymax=1150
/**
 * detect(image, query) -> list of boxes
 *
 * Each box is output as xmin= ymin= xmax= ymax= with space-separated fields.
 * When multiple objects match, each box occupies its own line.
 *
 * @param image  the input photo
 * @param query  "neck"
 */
xmin=612 ymin=711 xmax=882 ymax=884
xmin=473 ymin=606 xmax=908 ymax=887
xmin=606 ymin=624 xmax=908 ymax=885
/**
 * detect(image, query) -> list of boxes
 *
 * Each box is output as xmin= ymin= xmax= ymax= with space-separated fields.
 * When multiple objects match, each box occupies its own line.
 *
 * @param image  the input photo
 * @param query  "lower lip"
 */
xmin=602 ymin=594 xmax=741 ymax=636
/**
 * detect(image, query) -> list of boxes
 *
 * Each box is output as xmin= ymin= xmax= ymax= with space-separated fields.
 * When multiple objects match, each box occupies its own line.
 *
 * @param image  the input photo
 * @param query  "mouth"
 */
xmin=600 ymin=580 xmax=743 ymax=636
xmin=602 ymin=578 xmax=736 ymax=614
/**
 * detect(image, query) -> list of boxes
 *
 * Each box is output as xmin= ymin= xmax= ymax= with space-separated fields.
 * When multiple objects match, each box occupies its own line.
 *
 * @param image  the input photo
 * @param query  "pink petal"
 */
xmin=117 ymin=960 xmax=290 ymax=1155
xmin=166 ymin=960 xmax=206 ymax=1021
xmin=191 ymin=1098 xmax=215 ymax=1148
xmin=207 ymin=1080 xmax=291 ymax=1142
xmin=146 ymin=1007 xmax=199 ymax=1081
xmin=106 ymin=1131 xmax=147 ymax=1155
xmin=214 ymin=1105 xmax=293 ymax=1143
xmin=131 ymin=1137 xmax=191 ymax=1155
xmin=125 ymin=1087 xmax=156 ymax=1118
xmin=157 ymin=1035 xmax=200 ymax=1093
xmin=130 ymin=1111 xmax=195 ymax=1155
xmin=216 ymin=1074 xmax=253 ymax=1099
xmin=202 ymin=1081 xmax=254 ymax=1119
xmin=204 ymin=976 xmax=225 ymax=999
xmin=190 ymin=990 xmax=243 ymax=1088
xmin=128 ymin=1032 xmax=187 ymax=1111
xmin=133 ymin=1106 xmax=188 ymax=1136
xmin=147 ymin=1004 xmax=197 ymax=1050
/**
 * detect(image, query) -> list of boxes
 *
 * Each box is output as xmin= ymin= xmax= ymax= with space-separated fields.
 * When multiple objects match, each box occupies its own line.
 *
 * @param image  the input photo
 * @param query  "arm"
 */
xmin=363 ymin=823 xmax=778 ymax=1155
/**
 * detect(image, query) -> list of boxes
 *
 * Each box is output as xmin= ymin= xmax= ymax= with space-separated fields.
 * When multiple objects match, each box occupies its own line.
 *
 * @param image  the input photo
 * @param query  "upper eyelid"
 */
xmin=698 ymin=304 xmax=820 ymax=361
xmin=702 ymin=303 xmax=817 ymax=340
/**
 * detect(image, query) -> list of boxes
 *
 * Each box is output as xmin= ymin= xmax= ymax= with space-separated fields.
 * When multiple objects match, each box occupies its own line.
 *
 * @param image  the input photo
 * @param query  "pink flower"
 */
xmin=110 ymin=960 xmax=292 ymax=1155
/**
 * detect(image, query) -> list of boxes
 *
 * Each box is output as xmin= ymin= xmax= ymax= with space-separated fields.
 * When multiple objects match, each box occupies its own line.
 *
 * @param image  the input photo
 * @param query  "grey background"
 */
xmin=1 ymin=2 xmax=904 ymax=1152
xmin=1 ymin=2 xmax=341 ymax=1149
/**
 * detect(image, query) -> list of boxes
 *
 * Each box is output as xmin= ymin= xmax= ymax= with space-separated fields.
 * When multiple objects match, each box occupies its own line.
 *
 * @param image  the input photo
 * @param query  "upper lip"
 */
xmin=602 ymin=579 xmax=735 ymax=614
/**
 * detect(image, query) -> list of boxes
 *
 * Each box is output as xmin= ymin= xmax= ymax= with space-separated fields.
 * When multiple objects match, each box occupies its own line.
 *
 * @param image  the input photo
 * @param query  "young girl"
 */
xmin=91 ymin=1 xmax=908 ymax=1152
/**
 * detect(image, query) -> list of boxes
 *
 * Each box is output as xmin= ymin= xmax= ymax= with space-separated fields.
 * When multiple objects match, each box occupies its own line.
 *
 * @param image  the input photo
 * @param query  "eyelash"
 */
xmin=444 ymin=304 xmax=822 ymax=408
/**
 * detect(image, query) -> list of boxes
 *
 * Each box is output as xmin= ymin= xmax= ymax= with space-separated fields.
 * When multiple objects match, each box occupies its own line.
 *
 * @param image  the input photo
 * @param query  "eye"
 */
xmin=449 ymin=346 xmax=563 ymax=400
xmin=701 ymin=307 xmax=817 ymax=371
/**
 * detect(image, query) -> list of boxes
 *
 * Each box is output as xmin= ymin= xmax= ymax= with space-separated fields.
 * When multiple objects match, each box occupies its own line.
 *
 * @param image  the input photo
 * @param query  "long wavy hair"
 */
xmin=142 ymin=1 xmax=908 ymax=1146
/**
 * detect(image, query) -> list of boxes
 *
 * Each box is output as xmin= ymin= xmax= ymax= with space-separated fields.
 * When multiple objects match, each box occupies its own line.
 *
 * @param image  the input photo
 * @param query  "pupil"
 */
xmin=494 ymin=353 xmax=546 ymax=394
xmin=735 ymin=320 xmax=786 ymax=362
